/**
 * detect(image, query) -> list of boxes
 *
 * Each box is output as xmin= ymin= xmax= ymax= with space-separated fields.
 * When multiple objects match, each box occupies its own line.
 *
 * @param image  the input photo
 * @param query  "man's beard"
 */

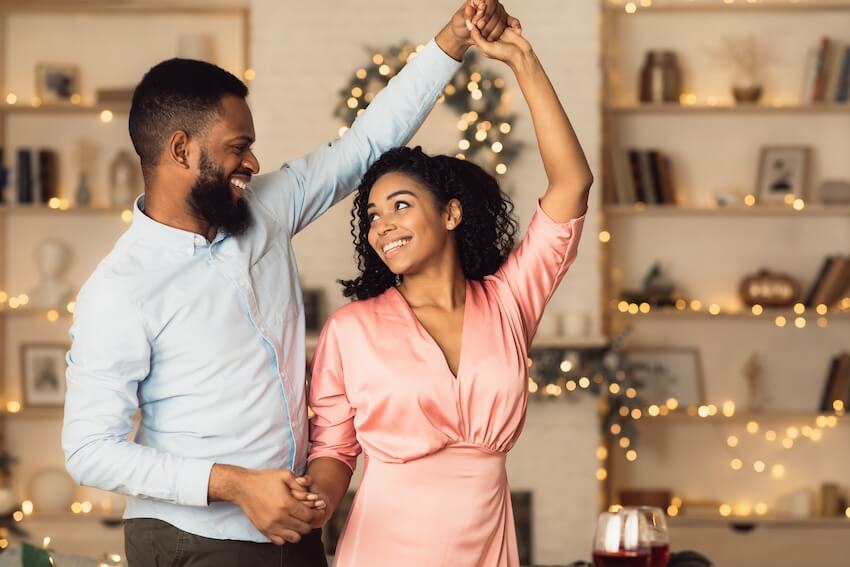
xmin=188 ymin=151 xmax=252 ymax=237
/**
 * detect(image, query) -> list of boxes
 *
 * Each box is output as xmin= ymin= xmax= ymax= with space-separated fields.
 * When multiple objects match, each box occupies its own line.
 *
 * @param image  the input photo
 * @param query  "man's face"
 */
xmin=188 ymin=95 xmax=259 ymax=236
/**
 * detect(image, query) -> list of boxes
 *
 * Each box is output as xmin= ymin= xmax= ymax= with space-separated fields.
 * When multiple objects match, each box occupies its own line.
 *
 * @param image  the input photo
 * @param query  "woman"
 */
xmin=302 ymin=22 xmax=592 ymax=567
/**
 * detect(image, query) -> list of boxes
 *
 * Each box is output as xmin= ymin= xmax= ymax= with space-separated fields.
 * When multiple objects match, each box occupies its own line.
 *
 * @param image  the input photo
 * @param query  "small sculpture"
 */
xmin=743 ymin=352 xmax=767 ymax=412
xmin=28 ymin=239 xmax=73 ymax=310
xmin=109 ymin=149 xmax=140 ymax=208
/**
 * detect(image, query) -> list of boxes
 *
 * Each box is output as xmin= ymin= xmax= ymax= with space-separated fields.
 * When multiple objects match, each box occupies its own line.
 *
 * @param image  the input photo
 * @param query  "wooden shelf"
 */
xmin=0 ymin=307 xmax=73 ymax=319
xmin=606 ymin=103 xmax=850 ymax=114
xmin=0 ymin=103 xmax=130 ymax=116
xmin=0 ymin=0 xmax=248 ymax=15
xmin=532 ymin=336 xmax=609 ymax=349
xmin=605 ymin=0 xmax=850 ymax=13
xmin=670 ymin=516 xmax=850 ymax=528
xmin=0 ymin=407 xmax=64 ymax=419
xmin=634 ymin=411 xmax=848 ymax=424
xmin=612 ymin=308 xmax=850 ymax=321
xmin=604 ymin=204 xmax=850 ymax=217
xmin=0 ymin=205 xmax=131 ymax=216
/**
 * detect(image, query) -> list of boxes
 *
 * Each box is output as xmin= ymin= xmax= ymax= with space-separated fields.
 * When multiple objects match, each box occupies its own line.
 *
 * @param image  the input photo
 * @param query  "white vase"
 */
xmin=30 ymin=468 xmax=75 ymax=514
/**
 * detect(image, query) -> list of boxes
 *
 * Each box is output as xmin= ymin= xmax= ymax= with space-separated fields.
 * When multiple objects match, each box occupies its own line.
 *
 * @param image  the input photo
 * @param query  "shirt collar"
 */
xmin=131 ymin=195 xmax=225 ymax=256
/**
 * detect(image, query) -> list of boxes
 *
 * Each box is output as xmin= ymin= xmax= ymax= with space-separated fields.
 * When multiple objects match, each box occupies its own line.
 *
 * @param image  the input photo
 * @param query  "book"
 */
xmin=658 ymin=155 xmax=677 ymax=205
xmin=801 ymin=47 xmax=820 ymax=103
xmin=811 ymin=256 xmax=850 ymax=307
xmin=820 ymin=353 xmax=850 ymax=411
xmin=628 ymin=150 xmax=647 ymax=204
xmin=825 ymin=41 xmax=847 ymax=102
xmin=646 ymin=150 xmax=666 ymax=205
xmin=610 ymin=148 xmax=636 ymax=205
xmin=837 ymin=46 xmax=850 ymax=103
xmin=813 ymin=37 xmax=832 ymax=103
xmin=805 ymin=257 xmax=835 ymax=307
xmin=820 ymin=356 xmax=841 ymax=412
xmin=638 ymin=151 xmax=658 ymax=205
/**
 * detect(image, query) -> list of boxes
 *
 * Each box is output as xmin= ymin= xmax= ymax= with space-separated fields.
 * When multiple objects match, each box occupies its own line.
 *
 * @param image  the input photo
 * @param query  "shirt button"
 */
xmin=239 ymin=279 xmax=248 ymax=288
xmin=259 ymin=326 xmax=266 ymax=334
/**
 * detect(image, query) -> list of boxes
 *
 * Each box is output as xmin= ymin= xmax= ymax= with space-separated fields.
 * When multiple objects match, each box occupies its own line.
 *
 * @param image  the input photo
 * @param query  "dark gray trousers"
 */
xmin=124 ymin=518 xmax=328 ymax=567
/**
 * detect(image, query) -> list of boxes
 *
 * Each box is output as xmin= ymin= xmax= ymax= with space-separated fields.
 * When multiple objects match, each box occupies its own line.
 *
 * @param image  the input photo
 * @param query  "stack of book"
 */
xmin=805 ymin=256 xmax=850 ymax=308
xmin=820 ymin=352 xmax=850 ymax=412
xmin=608 ymin=148 xmax=678 ymax=206
xmin=802 ymin=36 xmax=850 ymax=104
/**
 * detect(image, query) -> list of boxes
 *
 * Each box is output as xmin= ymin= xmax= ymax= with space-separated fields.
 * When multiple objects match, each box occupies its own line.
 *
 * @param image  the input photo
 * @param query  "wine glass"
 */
xmin=635 ymin=506 xmax=669 ymax=567
xmin=592 ymin=510 xmax=650 ymax=567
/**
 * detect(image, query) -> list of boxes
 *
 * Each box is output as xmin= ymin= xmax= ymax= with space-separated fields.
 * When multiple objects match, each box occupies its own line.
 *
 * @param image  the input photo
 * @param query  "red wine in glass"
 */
xmin=592 ymin=550 xmax=651 ymax=567
xmin=650 ymin=543 xmax=670 ymax=567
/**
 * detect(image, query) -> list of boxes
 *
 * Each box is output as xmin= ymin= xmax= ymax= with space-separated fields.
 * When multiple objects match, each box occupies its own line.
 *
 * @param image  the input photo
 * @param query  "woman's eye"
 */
xmin=368 ymin=213 xmax=379 ymax=223
xmin=395 ymin=201 xmax=410 ymax=211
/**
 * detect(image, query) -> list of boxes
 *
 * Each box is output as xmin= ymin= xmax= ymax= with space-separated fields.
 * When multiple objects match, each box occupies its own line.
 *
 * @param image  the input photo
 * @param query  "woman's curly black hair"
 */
xmin=340 ymin=146 xmax=519 ymax=300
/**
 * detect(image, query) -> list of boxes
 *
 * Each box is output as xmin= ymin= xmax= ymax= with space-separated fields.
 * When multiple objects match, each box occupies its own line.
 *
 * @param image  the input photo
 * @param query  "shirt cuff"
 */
xmin=177 ymin=458 xmax=215 ymax=507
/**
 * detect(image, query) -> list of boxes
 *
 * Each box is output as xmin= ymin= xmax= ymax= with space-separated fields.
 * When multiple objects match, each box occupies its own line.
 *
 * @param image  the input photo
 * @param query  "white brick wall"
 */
xmin=252 ymin=1 xmax=602 ymax=563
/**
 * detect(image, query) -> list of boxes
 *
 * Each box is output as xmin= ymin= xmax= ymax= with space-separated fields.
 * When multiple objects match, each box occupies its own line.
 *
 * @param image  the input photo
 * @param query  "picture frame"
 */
xmin=20 ymin=343 xmax=68 ymax=408
xmin=35 ymin=63 xmax=80 ymax=104
xmin=756 ymin=146 xmax=811 ymax=204
xmin=623 ymin=347 xmax=705 ymax=408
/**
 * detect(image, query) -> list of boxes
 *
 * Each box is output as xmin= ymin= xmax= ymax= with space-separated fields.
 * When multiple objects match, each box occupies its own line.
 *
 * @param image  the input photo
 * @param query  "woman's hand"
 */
xmin=467 ymin=23 xmax=531 ymax=71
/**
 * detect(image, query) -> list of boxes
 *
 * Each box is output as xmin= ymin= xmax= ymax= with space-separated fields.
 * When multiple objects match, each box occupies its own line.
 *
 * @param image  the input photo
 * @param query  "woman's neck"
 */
xmin=397 ymin=261 xmax=466 ymax=311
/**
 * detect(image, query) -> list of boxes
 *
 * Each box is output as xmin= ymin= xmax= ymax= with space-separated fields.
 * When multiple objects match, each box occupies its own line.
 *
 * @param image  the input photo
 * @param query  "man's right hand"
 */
xmin=208 ymin=464 xmax=324 ymax=545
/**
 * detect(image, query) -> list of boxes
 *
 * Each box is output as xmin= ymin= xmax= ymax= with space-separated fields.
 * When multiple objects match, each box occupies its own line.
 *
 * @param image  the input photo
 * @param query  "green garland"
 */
xmin=334 ymin=42 xmax=522 ymax=177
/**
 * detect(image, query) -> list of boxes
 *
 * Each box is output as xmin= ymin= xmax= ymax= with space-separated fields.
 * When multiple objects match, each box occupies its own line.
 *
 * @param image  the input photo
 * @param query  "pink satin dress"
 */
xmin=308 ymin=204 xmax=585 ymax=567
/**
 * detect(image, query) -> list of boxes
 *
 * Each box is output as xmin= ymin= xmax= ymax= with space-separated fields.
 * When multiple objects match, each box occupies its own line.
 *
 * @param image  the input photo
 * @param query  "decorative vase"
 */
xmin=739 ymin=269 xmax=801 ymax=307
xmin=29 ymin=468 xmax=75 ymax=514
xmin=75 ymin=172 xmax=91 ymax=207
xmin=639 ymin=50 xmax=683 ymax=104
xmin=731 ymin=72 xmax=763 ymax=104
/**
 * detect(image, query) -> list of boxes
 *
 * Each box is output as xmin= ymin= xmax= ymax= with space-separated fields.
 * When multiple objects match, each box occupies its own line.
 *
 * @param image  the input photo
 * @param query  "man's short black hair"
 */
xmin=129 ymin=58 xmax=248 ymax=179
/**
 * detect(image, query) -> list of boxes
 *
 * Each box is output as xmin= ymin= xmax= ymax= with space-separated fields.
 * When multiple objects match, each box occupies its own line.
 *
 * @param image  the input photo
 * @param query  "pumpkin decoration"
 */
xmin=739 ymin=269 xmax=802 ymax=308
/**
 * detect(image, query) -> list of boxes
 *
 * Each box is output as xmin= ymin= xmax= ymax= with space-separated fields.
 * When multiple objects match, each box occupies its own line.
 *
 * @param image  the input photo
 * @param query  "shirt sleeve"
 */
xmin=492 ymin=201 xmax=585 ymax=347
xmin=308 ymin=316 xmax=360 ymax=472
xmin=251 ymin=39 xmax=462 ymax=236
xmin=62 ymin=278 xmax=214 ymax=507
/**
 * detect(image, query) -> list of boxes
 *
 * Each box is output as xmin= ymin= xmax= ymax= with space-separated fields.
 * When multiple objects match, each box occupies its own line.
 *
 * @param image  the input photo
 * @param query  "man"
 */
xmin=62 ymin=2 xmax=518 ymax=566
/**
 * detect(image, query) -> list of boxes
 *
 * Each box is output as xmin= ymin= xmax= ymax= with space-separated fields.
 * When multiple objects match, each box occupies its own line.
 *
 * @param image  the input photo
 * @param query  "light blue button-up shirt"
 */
xmin=62 ymin=40 xmax=460 ymax=542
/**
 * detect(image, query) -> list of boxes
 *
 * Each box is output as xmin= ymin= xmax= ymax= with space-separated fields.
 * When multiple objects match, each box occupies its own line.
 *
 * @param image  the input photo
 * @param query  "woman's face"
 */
xmin=366 ymin=171 xmax=458 ymax=276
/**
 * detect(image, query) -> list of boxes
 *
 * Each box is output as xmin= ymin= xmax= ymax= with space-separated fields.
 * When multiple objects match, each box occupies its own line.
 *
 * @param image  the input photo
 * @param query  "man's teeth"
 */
xmin=383 ymin=239 xmax=410 ymax=253
xmin=231 ymin=178 xmax=248 ymax=190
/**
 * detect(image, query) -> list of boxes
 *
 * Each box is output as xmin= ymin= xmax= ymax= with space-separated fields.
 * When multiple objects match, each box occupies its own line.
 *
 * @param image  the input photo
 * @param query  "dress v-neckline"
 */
xmin=390 ymin=280 xmax=469 ymax=380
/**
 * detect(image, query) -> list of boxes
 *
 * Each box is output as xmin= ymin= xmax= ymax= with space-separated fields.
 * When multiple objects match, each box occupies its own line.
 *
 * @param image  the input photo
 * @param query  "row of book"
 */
xmin=0 ymin=147 xmax=60 ymax=205
xmin=803 ymin=36 xmax=850 ymax=104
xmin=608 ymin=148 xmax=678 ymax=206
xmin=820 ymin=352 xmax=850 ymax=412
xmin=806 ymin=255 xmax=850 ymax=308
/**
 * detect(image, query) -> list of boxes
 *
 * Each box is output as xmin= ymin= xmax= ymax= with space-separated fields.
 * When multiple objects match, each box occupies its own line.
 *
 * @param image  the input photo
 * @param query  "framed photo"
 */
xmin=20 ymin=343 xmax=68 ymax=407
xmin=623 ymin=347 xmax=705 ymax=407
xmin=35 ymin=63 xmax=80 ymax=104
xmin=756 ymin=146 xmax=811 ymax=203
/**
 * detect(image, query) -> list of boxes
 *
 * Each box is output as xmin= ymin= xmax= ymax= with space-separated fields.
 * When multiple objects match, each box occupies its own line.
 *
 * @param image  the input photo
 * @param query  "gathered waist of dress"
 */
xmin=363 ymin=444 xmax=507 ymax=487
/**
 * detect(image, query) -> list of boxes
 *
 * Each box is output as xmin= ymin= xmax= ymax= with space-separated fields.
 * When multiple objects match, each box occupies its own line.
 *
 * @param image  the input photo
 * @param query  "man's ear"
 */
xmin=167 ymin=130 xmax=192 ymax=169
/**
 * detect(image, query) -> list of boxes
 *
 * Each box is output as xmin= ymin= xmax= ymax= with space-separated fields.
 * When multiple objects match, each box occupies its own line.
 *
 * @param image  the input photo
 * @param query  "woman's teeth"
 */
xmin=382 ymin=239 xmax=410 ymax=254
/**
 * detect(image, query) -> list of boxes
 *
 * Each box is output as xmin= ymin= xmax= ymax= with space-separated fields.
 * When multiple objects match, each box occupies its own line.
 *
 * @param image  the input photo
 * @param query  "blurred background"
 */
xmin=0 ymin=0 xmax=848 ymax=565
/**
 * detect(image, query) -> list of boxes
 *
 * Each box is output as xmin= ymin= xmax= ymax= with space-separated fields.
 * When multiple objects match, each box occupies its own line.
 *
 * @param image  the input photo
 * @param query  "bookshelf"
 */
xmin=0 ymin=1 xmax=250 ymax=558
xmin=607 ymin=102 xmax=850 ymax=114
xmin=601 ymin=2 xmax=850 ymax=563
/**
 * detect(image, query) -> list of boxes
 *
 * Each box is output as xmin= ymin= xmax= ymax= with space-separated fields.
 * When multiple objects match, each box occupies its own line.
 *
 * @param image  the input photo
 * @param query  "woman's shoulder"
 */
xmin=323 ymin=288 xmax=397 ymax=329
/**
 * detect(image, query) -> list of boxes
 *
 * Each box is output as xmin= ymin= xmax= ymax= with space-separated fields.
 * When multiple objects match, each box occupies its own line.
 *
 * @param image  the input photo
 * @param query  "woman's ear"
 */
xmin=445 ymin=198 xmax=463 ymax=230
